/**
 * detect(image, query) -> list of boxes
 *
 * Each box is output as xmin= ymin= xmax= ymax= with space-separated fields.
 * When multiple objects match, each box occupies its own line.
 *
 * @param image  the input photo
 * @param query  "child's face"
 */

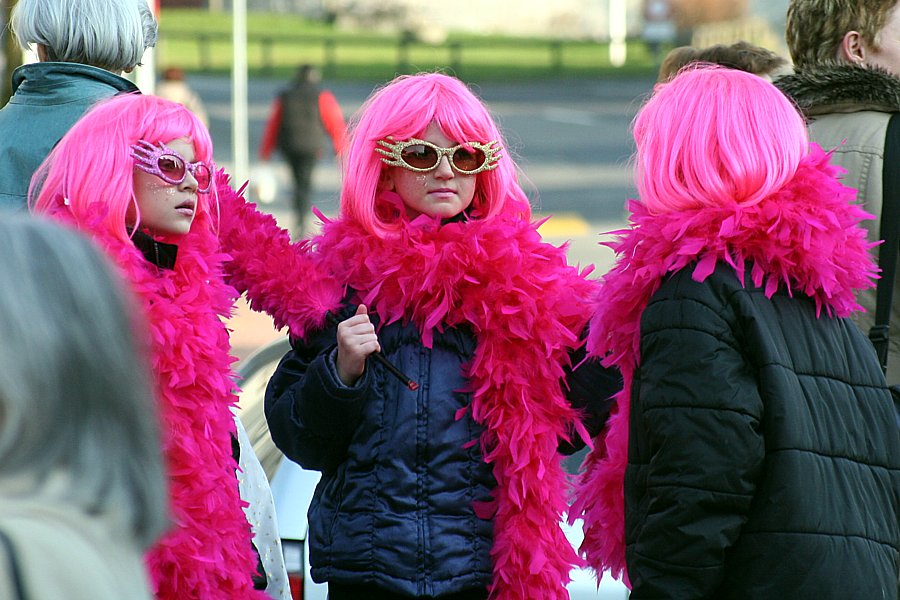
xmin=131 ymin=137 xmax=205 ymax=237
xmin=381 ymin=122 xmax=477 ymax=220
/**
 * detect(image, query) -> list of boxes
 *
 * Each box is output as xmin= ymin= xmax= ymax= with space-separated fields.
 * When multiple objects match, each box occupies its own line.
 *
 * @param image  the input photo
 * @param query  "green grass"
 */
xmin=156 ymin=8 xmax=661 ymax=82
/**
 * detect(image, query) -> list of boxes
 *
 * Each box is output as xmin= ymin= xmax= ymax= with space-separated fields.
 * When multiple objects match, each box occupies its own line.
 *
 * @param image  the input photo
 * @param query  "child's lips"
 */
xmin=429 ymin=188 xmax=457 ymax=198
xmin=175 ymin=199 xmax=196 ymax=216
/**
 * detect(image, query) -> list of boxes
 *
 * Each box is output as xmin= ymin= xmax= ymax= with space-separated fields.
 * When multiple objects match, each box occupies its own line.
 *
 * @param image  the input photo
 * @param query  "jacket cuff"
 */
xmin=323 ymin=347 xmax=370 ymax=395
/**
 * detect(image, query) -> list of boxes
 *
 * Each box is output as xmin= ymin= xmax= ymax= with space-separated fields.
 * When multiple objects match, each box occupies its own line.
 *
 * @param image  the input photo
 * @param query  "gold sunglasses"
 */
xmin=375 ymin=138 xmax=502 ymax=175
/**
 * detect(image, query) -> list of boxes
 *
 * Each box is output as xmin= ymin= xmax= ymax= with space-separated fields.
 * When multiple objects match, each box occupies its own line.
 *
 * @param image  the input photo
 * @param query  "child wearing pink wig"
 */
xmin=29 ymin=94 xmax=271 ymax=600
xmin=214 ymin=72 xmax=619 ymax=600
xmin=571 ymin=66 xmax=900 ymax=598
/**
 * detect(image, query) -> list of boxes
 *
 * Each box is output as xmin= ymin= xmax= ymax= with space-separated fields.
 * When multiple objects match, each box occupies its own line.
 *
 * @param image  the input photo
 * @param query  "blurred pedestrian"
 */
xmin=156 ymin=66 xmax=208 ymax=127
xmin=777 ymin=0 xmax=900 ymax=390
xmin=259 ymin=63 xmax=346 ymax=236
xmin=215 ymin=72 xmax=619 ymax=600
xmin=0 ymin=214 xmax=168 ymax=600
xmin=31 ymin=93 xmax=271 ymax=600
xmin=572 ymin=65 xmax=900 ymax=598
xmin=0 ymin=0 xmax=157 ymax=210
xmin=657 ymin=40 xmax=791 ymax=82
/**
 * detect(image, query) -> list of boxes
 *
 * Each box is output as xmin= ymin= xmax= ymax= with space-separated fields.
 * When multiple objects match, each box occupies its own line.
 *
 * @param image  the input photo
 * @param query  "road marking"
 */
xmin=537 ymin=212 xmax=591 ymax=236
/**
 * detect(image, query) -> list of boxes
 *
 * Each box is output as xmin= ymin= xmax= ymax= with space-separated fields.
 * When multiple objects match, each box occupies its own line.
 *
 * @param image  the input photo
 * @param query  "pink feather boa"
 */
xmin=45 ymin=203 xmax=268 ymax=599
xmin=569 ymin=145 xmax=879 ymax=586
xmin=216 ymin=180 xmax=599 ymax=600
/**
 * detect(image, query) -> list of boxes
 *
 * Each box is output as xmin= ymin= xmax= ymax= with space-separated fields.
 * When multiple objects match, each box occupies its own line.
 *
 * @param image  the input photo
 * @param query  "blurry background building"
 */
xmin=2 ymin=0 xmax=792 ymax=97
xmin=158 ymin=0 xmax=790 ymax=51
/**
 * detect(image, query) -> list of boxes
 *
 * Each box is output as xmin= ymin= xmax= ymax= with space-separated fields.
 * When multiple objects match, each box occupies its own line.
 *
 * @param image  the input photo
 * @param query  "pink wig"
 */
xmin=340 ymin=72 xmax=530 ymax=237
xmin=633 ymin=65 xmax=808 ymax=214
xmin=30 ymin=93 xmax=215 ymax=242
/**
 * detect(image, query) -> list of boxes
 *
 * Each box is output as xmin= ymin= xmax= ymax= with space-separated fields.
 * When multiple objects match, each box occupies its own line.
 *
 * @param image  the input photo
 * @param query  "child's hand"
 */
xmin=335 ymin=304 xmax=381 ymax=385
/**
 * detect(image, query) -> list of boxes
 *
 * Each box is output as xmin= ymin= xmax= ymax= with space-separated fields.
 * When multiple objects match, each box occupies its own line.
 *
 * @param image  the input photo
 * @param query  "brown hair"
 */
xmin=657 ymin=41 xmax=789 ymax=82
xmin=786 ymin=0 xmax=899 ymax=68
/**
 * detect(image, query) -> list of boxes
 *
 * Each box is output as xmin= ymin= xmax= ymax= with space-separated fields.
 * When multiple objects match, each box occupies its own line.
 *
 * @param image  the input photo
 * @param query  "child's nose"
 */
xmin=434 ymin=154 xmax=454 ymax=177
xmin=179 ymin=170 xmax=199 ymax=191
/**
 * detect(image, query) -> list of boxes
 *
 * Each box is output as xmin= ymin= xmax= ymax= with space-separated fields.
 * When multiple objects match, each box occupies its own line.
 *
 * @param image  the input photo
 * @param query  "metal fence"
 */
xmin=159 ymin=31 xmax=641 ymax=79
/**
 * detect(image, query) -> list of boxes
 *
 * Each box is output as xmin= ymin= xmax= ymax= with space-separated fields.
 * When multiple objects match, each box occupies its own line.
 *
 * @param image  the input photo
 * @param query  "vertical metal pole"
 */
xmin=232 ymin=0 xmax=249 ymax=186
xmin=609 ymin=0 xmax=627 ymax=67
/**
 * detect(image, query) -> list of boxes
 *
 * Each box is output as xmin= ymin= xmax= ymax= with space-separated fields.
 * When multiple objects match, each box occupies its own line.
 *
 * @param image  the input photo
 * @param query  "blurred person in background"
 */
xmin=156 ymin=66 xmax=208 ymax=127
xmin=259 ymin=63 xmax=346 ymax=237
xmin=0 ymin=0 xmax=157 ymax=210
xmin=777 ymin=0 xmax=900 ymax=392
xmin=657 ymin=40 xmax=792 ymax=82
xmin=0 ymin=215 xmax=168 ymax=600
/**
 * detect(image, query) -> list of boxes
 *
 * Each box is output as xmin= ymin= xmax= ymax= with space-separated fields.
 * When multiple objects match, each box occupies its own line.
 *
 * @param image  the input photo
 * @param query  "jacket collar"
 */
xmin=11 ymin=62 xmax=138 ymax=99
xmin=776 ymin=63 xmax=900 ymax=116
xmin=130 ymin=229 xmax=178 ymax=270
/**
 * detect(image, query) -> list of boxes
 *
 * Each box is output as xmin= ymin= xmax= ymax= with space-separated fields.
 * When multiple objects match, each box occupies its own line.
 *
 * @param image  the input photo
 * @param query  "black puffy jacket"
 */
xmin=626 ymin=263 xmax=900 ymax=599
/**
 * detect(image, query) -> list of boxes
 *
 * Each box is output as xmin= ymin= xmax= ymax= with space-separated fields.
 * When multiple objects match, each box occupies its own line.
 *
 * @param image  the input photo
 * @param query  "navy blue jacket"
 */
xmin=266 ymin=311 xmax=495 ymax=597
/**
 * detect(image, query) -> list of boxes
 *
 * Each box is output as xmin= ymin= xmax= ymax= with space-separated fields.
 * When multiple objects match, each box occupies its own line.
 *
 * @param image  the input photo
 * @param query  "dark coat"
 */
xmin=626 ymin=262 xmax=900 ymax=599
xmin=266 ymin=311 xmax=495 ymax=598
xmin=277 ymin=79 xmax=325 ymax=156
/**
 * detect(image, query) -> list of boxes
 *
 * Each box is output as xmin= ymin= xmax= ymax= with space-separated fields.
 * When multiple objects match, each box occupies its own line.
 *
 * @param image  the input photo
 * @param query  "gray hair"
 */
xmin=11 ymin=0 xmax=159 ymax=73
xmin=0 ymin=214 xmax=168 ymax=547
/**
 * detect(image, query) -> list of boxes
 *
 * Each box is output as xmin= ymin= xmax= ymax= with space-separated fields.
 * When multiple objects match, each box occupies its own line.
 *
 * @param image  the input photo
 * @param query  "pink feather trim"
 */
xmin=216 ymin=179 xmax=599 ymax=600
xmin=216 ymin=174 xmax=344 ymax=338
xmin=571 ymin=145 xmax=879 ymax=585
xmin=47 ymin=199 xmax=268 ymax=599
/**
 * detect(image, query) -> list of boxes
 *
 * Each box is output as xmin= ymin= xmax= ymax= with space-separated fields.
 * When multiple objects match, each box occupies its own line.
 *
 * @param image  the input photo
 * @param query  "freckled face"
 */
xmin=381 ymin=122 xmax=478 ymax=220
xmin=130 ymin=138 xmax=202 ymax=237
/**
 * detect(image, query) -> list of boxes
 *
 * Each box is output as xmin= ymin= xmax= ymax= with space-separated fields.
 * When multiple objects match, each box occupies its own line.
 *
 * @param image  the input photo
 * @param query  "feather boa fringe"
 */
xmin=48 ymin=202 xmax=267 ymax=599
xmin=216 ymin=178 xmax=599 ymax=600
xmin=570 ymin=144 xmax=879 ymax=585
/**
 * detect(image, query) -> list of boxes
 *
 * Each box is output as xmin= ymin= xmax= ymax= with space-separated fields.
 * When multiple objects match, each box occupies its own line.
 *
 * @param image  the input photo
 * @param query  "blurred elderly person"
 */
xmin=0 ymin=0 xmax=157 ymax=209
xmin=0 ymin=215 xmax=168 ymax=599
